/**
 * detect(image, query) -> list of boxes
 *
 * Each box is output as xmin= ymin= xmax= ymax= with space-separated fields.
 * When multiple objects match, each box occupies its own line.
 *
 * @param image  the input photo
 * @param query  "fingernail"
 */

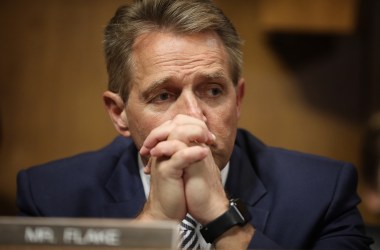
xmin=210 ymin=133 xmax=216 ymax=141
xmin=140 ymin=147 xmax=149 ymax=156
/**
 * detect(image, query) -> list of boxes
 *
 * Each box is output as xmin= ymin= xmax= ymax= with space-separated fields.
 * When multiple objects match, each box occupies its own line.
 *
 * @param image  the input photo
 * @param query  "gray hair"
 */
xmin=104 ymin=0 xmax=243 ymax=102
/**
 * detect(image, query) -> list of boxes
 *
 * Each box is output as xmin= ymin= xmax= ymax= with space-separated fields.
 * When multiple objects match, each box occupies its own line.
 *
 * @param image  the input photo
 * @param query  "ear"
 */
xmin=235 ymin=78 xmax=245 ymax=119
xmin=103 ymin=91 xmax=130 ymax=137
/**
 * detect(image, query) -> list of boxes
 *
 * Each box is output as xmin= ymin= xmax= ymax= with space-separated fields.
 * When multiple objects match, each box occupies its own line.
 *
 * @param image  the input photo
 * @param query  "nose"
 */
xmin=178 ymin=91 xmax=207 ymax=122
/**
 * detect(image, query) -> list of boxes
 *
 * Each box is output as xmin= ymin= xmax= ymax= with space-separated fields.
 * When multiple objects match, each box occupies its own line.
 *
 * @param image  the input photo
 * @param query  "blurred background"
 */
xmin=0 ymin=0 xmax=379 ymax=227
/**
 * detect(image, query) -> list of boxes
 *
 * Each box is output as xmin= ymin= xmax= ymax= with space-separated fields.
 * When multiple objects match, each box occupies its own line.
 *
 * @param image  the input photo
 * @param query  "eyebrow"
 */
xmin=141 ymin=77 xmax=171 ymax=100
xmin=140 ymin=70 xmax=230 ymax=99
xmin=198 ymin=71 xmax=229 ymax=83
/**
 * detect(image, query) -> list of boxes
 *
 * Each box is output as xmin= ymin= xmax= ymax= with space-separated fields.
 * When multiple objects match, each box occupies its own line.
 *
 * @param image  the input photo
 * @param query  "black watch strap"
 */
xmin=200 ymin=199 xmax=252 ymax=243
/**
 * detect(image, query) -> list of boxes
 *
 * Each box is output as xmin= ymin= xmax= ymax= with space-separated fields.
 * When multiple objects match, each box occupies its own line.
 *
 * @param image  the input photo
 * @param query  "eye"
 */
xmin=157 ymin=92 xmax=170 ymax=101
xmin=204 ymin=84 xmax=223 ymax=98
xmin=208 ymin=87 xmax=222 ymax=97
xmin=151 ymin=90 xmax=175 ymax=103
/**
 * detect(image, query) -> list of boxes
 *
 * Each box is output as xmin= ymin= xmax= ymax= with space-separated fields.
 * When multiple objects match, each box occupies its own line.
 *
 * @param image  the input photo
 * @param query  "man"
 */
xmin=17 ymin=0 xmax=372 ymax=249
xmin=361 ymin=112 xmax=380 ymax=250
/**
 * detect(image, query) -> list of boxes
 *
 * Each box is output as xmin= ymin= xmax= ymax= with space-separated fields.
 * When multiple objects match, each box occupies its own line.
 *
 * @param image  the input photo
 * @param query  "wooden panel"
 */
xmin=258 ymin=0 xmax=358 ymax=33
xmin=0 ymin=0 xmax=126 ymax=213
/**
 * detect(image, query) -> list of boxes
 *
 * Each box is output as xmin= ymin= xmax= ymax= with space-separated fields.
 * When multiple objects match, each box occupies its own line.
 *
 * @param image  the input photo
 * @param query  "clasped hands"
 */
xmin=137 ymin=114 xmax=229 ymax=225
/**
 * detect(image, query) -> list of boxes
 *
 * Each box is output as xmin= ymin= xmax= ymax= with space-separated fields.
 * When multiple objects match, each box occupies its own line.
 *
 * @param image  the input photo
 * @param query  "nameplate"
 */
xmin=0 ymin=217 xmax=178 ymax=249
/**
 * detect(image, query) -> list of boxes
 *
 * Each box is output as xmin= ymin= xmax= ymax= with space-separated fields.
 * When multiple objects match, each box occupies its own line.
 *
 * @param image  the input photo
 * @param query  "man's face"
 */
xmin=125 ymin=31 xmax=244 ymax=169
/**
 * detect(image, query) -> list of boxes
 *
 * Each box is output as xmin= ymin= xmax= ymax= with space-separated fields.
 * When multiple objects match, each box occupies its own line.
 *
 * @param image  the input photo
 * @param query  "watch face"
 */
xmin=231 ymin=205 xmax=246 ymax=224
xmin=232 ymin=199 xmax=252 ymax=224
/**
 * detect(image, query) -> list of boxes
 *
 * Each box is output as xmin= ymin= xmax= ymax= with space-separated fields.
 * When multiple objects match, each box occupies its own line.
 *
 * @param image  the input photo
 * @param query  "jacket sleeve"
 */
xmin=16 ymin=170 xmax=42 ymax=216
xmin=248 ymin=163 xmax=373 ymax=249
xmin=311 ymin=163 xmax=373 ymax=249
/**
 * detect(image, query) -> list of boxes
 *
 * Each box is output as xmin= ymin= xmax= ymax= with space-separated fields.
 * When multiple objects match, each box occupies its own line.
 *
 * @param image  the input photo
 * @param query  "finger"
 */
xmin=143 ymin=157 xmax=153 ymax=174
xmin=169 ymin=145 xmax=210 ymax=169
xmin=167 ymin=124 xmax=214 ymax=145
xmin=150 ymin=140 xmax=188 ymax=158
xmin=171 ymin=114 xmax=216 ymax=144
xmin=148 ymin=143 xmax=210 ymax=173
xmin=140 ymin=116 xmax=214 ymax=156
xmin=172 ymin=114 xmax=208 ymax=127
xmin=140 ymin=120 xmax=175 ymax=156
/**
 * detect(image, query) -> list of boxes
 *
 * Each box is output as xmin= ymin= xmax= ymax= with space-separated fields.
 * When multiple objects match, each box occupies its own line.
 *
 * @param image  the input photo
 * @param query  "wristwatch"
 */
xmin=200 ymin=198 xmax=252 ymax=243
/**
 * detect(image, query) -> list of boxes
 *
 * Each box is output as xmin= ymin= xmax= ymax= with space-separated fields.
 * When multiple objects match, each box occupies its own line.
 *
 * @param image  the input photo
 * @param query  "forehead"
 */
xmin=130 ymin=31 xmax=230 ymax=82
xmin=133 ymin=30 xmax=226 ymax=56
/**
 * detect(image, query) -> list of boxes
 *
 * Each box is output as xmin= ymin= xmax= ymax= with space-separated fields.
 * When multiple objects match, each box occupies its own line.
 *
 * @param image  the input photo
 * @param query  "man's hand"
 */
xmin=139 ymin=114 xmax=228 ymax=223
xmin=137 ymin=154 xmax=187 ymax=221
xmin=182 ymin=147 xmax=229 ymax=224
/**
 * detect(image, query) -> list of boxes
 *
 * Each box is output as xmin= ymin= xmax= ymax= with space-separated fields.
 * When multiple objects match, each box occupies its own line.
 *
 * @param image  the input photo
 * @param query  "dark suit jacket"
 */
xmin=17 ymin=129 xmax=373 ymax=249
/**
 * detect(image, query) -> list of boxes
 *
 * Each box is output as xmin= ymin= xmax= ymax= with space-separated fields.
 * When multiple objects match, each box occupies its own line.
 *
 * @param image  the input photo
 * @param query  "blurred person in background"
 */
xmin=362 ymin=112 xmax=380 ymax=249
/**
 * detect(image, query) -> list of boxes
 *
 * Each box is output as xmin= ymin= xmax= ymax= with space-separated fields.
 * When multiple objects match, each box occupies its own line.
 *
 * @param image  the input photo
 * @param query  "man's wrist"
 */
xmin=196 ymin=198 xmax=229 ymax=225
xmin=137 ymin=201 xmax=181 ymax=222
xmin=200 ymin=199 xmax=252 ymax=243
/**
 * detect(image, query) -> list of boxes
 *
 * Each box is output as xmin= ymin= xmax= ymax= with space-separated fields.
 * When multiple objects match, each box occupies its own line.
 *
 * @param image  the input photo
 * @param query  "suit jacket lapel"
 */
xmin=226 ymin=145 xmax=269 ymax=232
xmin=103 ymin=140 xmax=146 ymax=218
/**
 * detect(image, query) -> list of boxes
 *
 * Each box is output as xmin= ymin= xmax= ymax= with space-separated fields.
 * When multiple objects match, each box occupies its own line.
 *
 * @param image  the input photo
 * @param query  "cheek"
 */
xmin=127 ymin=108 xmax=171 ymax=148
xmin=207 ymin=106 xmax=238 ymax=141
xmin=206 ymin=108 xmax=238 ymax=168
xmin=126 ymin=107 xmax=150 ymax=145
